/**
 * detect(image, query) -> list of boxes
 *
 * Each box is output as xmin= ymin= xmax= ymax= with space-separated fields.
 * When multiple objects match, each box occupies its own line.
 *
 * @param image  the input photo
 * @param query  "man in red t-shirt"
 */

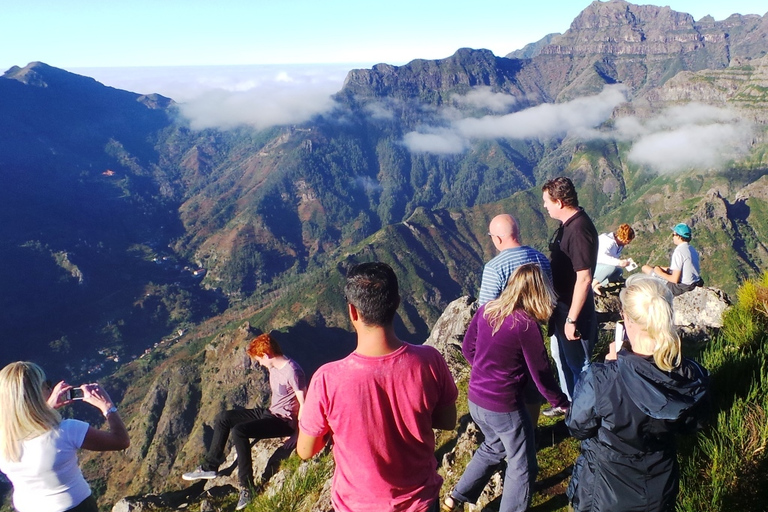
xmin=297 ymin=262 xmax=458 ymax=512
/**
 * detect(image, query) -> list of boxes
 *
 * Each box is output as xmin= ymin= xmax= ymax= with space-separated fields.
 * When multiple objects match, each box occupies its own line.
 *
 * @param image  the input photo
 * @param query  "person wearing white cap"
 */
xmin=641 ymin=223 xmax=703 ymax=296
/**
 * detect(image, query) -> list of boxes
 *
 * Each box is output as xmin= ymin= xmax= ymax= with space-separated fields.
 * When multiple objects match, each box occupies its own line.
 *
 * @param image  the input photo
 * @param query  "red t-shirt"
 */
xmin=300 ymin=343 xmax=458 ymax=512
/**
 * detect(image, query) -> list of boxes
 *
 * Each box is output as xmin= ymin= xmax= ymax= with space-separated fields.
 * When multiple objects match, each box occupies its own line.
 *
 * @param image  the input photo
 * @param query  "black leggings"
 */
xmin=66 ymin=495 xmax=98 ymax=512
xmin=203 ymin=407 xmax=294 ymax=488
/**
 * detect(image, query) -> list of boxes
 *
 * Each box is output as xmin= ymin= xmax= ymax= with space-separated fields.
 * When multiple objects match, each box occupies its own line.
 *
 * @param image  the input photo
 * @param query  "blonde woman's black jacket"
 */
xmin=565 ymin=350 xmax=710 ymax=512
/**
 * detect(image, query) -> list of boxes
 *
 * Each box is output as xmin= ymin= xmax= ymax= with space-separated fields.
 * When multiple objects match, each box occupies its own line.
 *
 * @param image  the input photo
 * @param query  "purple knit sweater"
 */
xmin=463 ymin=306 xmax=569 ymax=413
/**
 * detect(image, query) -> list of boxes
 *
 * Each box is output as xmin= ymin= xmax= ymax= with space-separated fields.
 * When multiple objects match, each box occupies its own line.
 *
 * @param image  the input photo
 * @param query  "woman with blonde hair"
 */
xmin=442 ymin=263 xmax=569 ymax=512
xmin=0 ymin=362 xmax=130 ymax=512
xmin=592 ymin=223 xmax=635 ymax=295
xmin=566 ymin=274 xmax=709 ymax=511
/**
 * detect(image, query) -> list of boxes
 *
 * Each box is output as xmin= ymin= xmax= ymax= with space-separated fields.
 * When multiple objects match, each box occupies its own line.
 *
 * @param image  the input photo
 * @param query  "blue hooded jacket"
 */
xmin=565 ymin=350 xmax=709 ymax=512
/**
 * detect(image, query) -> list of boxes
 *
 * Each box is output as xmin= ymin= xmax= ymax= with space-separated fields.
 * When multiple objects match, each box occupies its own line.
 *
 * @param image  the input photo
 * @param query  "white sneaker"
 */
xmin=182 ymin=466 xmax=217 ymax=481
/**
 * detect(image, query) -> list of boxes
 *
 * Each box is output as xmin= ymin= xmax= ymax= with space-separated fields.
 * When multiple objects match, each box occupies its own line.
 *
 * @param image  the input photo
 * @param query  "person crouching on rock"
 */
xmin=592 ymin=223 xmax=635 ymax=296
xmin=182 ymin=333 xmax=307 ymax=511
xmin=641 ymin=223 xmax=703 ymax=296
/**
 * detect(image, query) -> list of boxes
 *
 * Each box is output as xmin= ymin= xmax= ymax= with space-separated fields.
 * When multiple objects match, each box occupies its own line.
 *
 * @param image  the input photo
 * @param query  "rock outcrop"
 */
xmin=424 ymin=295 xmax=478 ymax=381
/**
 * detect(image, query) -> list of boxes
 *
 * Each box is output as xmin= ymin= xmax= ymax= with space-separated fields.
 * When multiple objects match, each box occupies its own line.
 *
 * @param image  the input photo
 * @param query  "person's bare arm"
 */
xmin=432 ymin=403 xmax=457 ymax=430
xmin=565 ymin=268 xmax=592 ymax=340
xmin=80 ymin=416 xmax=130 ymax=451
xmin=643 ymin=265 xmax=679 ymax=283
xmin=79 ymin=384 xmax=129 ymax=451
xmin=656 ymin=267 xmax=680 ymax=283
xmin=297 ymin=430 xmax=326 ymax=459
xmin=295 ymin=389 xmax=306 ymax=421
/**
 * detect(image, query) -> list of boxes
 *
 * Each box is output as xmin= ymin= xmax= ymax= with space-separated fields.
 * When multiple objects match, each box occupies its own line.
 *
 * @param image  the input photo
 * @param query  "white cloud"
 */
xmin=600 ymin=102 xmax=754 ymax=173
xmin=74 ymin=64 xmax=350 ymax=131
xmin=402 ymin=84 xmax=628 ymax=153
xmin=455 ymin=85 xmax=628 ymax=140
xmin=402 ymin=128 xmax=470 ymax=154
xmin=352 ymin=176 xmax=382 ymax=192
xmin=401 ymin=87 xmax=754 ymax=173
xmin=179 ymin=85 xmax=339 ymax=130
xmin=451 ymin=86 xmax=518 ymax=113
xmin=644 ymin=103 xmax=742 ymax=131
xmin=363 ymin=101 xmax=395 ymax=120
xmin=627 ymin=122 xmax=752 ymax=173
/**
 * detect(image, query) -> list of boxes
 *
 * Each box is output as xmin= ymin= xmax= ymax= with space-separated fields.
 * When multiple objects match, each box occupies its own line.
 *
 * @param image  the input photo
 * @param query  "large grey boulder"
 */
xmin=673 ymin=286 xmax=731 ymax=328
xmin=595 ymin=285 xmax=730 ymax=339
xmin=424 ymin=295 xmax=477 ymax=382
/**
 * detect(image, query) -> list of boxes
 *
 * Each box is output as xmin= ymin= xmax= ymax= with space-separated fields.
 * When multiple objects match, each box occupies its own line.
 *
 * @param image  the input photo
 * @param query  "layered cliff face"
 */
xmin=525 ymin=0 xmax=767 ymax=99
xmin=545 ymin=1 xmax=714 ymax=58
xmin=645 ymin=54 xmax=768 ymax=114
xmin=341 ymin=48 xmax=545 ymax=103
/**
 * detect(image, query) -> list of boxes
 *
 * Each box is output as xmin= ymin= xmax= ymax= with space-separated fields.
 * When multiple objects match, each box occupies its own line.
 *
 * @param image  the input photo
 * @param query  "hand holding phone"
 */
xmin=66 ymin=387 xmax=85 ymax=401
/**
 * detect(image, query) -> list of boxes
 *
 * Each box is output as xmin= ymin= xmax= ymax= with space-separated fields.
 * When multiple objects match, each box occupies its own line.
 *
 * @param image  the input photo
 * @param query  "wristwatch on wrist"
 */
xmin=105 ymin=406 xmax=118 ymax=417
xmin=566 ymin=317 xmax=576 ymax=325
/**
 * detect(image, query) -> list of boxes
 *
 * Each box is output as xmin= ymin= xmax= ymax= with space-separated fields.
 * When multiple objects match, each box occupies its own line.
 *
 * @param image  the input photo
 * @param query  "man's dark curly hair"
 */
xmin=344 ymin=262 xmax=400 ymax=327
xmin=542 ymin=176 xmax=579 ymax=208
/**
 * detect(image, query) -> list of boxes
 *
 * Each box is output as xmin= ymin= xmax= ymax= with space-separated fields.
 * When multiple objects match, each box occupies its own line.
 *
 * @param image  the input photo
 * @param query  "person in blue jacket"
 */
xmin=565 ymin=274 xmax=709 ymax=512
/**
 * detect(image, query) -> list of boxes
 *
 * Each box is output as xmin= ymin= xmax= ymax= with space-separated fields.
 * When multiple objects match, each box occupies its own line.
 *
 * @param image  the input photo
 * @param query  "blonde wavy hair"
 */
xmin=0 ymin=362 xmax=61 ymax=463
xmin=484 ymin=263 xmax=556 ymax=335
xmin=619 ymin=275 xmax=681 ymax=371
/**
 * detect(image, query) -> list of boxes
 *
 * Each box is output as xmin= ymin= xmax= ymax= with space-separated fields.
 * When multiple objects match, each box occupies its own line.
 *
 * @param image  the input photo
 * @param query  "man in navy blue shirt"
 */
xmin=542 ymin=177 xmax=598 ymax=405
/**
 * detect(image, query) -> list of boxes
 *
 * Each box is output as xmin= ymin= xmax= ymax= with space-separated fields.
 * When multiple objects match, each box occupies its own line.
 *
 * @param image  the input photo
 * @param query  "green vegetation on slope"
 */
xmin=678 ymin=273 xmax=768 ymax=511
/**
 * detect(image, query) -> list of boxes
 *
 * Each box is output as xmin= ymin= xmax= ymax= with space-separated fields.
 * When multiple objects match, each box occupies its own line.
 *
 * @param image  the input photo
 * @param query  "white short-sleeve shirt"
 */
xmin=670 ymin=242 xmax=700 ymax=285
xmin=0 ymin=419 xmax=91 ymax=512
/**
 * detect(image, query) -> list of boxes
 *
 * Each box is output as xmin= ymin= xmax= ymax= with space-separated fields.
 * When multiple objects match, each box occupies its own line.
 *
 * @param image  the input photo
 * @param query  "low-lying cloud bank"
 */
xmin=175 ymin=65 xmax=345 ymax=130
xmin=77 ymin=64 xmax=351 ymax=131
xmin=403 ymin=85 xmax=754 ymax=173
xmin=179 ymin=84 xmax=338 ymax=131
xmin=403 ymin=85 xmax=629 ymax=154
xmin=79 ymin=65 xmax=755 ymax=173
xmin=618 ymin=104 xmax=753 ymax=173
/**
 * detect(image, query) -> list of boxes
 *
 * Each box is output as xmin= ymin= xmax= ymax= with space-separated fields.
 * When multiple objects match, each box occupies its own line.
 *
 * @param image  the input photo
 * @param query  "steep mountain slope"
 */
xmin=0 ymin=63 xmax=222 ymax=373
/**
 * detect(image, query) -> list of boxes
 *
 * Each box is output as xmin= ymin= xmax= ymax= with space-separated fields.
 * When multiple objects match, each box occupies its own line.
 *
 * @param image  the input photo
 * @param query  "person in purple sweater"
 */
xmin=442 ymin=263 xmax=570 ymax=512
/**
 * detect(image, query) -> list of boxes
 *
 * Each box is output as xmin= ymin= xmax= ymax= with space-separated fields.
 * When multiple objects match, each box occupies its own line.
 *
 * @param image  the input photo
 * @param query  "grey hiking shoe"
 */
xmin=235 ymin=489 xmax=252 ymax=510
xmin=182 ymin=466 xmax=217 ymax=481
xmin=541 ymin=406 xmax=567 ymax=418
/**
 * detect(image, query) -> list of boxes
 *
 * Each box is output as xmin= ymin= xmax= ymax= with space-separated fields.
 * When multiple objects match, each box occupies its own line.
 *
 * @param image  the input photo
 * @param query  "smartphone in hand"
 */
xmin=66 ymin=387 xmax=85 ymax=401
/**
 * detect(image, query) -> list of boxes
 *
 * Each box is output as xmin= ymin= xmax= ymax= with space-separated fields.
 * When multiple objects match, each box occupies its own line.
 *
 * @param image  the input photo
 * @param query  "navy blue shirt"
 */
xmin=549 ymin=208 xmax=598 ymax=305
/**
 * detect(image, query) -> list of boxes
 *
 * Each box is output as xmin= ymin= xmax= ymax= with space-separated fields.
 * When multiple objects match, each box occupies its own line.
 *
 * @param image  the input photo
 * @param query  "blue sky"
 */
xmin=2 ymin=0 xmax=766 ymax=70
